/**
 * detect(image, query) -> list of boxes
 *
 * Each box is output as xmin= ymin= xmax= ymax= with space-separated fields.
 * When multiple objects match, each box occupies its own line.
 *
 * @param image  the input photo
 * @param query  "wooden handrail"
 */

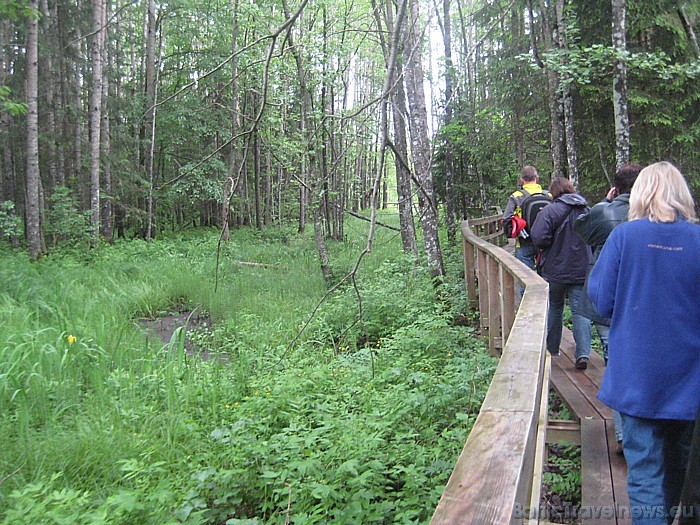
xmin=431 ymin=218 xmax=550 ymax=524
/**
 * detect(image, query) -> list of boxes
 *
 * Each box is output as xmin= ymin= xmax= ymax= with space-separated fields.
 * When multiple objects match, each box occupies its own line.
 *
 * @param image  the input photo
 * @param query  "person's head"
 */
xmin=520 ymin=166 xmax=539 ymax=184
xmin=614 ymin=163 xmax=643 ymax=195
xmin=629 ymin=162 xmax=697 ymax=223
xmin=549 ymin=177 xmax=576 ymax=200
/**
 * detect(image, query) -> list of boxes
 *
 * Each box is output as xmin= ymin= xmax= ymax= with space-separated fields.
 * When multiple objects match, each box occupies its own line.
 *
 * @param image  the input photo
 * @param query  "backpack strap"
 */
xmin=516 ymin=188 xmax=530 ymax=207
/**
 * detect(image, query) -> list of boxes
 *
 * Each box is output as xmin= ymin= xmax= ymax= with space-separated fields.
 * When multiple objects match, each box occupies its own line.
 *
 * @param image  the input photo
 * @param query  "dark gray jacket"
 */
xmin=573 ymin=194 xmax=630 ymax=324
xmin=530 ymin=193 xmax=591 ymax=284
xmin=574 ymin=194 xmax=630 ymax=252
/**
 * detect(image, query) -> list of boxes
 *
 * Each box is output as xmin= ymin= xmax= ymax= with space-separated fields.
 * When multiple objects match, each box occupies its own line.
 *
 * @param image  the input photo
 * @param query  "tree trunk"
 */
xmin=373 ymin=0 xmax=418 ymax=255
xmin=26 ymin=0 xmax=43 ymax=260
xmin=144 ymin=0 xmax=157 ymax=239
xmin=0 ymin=18 xmax=10 ymax=202
xmin=534 ymin=0 xmax=565 ymax=179
xmin=89 ymin=0 xmax=106 ymax=244
xmin=254 ymin=128 xmax=262 ymax=229
xmin=313 ymin=203 xmax=333 ymax=281
xmin=555 ymin=0 xmax=579 ymax=187
xmin=40 ymin=0 xmax=59 ymax=189
xmin=612 ymin=0 xmax=630 ymax=170
xmin=403 ymin=0 xmax=444 ymax=278
xmin=100 ymin=10 xmax=113 ymax=242
xmin=438 ymin=0 xmax=457 ymax=244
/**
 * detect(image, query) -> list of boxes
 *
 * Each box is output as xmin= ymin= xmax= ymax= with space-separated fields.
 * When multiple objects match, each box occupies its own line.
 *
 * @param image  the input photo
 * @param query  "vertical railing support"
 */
xmin=487 ymin=254 xmax=501 ymax=356
xmin=463 ymin=231 xmax=477 ymax=310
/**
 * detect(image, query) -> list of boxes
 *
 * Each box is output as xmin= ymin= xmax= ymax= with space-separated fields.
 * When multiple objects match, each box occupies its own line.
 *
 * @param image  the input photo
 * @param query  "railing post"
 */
xmin=477 ymin=249 xmax=489 ymax=336
xmin=463 ymin=228 xmax=477 ymax=310
xmin=500 ymin=266 xmax=516 ymax=342
xmin=486 ymin=254 xmax=501 ymax=356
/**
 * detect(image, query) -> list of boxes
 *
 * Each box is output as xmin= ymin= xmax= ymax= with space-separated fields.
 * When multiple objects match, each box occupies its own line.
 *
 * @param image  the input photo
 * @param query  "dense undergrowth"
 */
xmin=0 ymin=217 xmax=497 ymax=524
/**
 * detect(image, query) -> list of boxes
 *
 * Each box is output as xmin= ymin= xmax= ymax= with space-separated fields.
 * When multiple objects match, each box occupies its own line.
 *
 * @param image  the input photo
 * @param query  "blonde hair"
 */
xmin=629 ymin=162 xmax=697 ymax=223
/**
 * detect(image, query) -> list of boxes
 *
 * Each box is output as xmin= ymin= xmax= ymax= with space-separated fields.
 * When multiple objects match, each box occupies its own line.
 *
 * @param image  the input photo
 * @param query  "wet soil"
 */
xmin=139 ymin=309 xmax=225 ymax=362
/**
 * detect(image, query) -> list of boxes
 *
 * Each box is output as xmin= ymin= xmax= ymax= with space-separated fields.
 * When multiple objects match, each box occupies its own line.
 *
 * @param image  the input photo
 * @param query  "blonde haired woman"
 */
xmin=588 ymin=161 xmax=700 ymax=524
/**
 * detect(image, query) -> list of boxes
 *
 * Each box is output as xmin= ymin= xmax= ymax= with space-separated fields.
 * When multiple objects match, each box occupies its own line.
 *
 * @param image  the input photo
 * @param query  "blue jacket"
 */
xmin=588 ymin=218 xmax=700 ymax=420
xmin=530 ymin=193 xmax=591 ymax=284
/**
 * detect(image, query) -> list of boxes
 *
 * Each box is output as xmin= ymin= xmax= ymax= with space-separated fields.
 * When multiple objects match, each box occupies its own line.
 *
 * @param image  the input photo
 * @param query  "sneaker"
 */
xmin=575 ymin=357 xmax=589 ymax=370
xmin=615 ymin=441 xmax=624 ymax=456
xmin=549 ymin=350 xmax=560 ymax=356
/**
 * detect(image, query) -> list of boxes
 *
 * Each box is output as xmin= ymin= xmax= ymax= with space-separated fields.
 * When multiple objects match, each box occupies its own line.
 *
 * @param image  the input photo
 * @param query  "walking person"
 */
xmin=530 ymin=177 xmax=592 ymax=364
xmin=574 ymin=162 xmax=643 ymax=453
xmin=502 ymin=166 xmax=550 ymax=270
xmin=587 ymin=162 xmax=700 ymax=525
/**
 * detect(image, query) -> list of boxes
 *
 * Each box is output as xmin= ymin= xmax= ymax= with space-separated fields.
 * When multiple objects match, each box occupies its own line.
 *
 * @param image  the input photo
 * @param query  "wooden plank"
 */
xmin=606 ymin=419 xmax=631 ymax=525
xmin=547 ymin=419 xmax=581 ymax=445
xmin=431 ymin=411 xmax=538 ymax=525
xmin=581 ymin=418 xmax=616 ymax=524
xmin=558 ymin=330 xmax=612 ymax=420
xmin=560 ymin=329 xmax=606 ymax=387
xmin=550 ymin=361 xmax=601 ymax=421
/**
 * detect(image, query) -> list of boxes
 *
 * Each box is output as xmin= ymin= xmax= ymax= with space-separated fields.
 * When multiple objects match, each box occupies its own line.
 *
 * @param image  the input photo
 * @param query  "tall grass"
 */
xmin=0 ymin=218 xmax=496 ymax=524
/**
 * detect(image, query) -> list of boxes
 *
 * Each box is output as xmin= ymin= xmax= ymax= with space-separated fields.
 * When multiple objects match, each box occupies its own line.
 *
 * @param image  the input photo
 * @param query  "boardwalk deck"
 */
xmin=551 ymin=328 xmax=631 ymax=524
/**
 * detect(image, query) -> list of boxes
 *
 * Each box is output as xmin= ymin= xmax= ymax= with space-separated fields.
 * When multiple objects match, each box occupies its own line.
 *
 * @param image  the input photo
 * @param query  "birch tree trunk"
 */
xmin=89 ymin=0 xmax=106 ymax=244
xmin=534 ymin=0 xmax=565 ymax=179
xmin=403 ymin=0 xmax=444 ymax=278
xmin=555 ymin=0 xmax=579 ymax=187
xmin=26 ymin=0 xmax=43 ymax=259
xmin=374 ymin=0 xmax=418 ymax=256
xmin=438 ymin=0 xmax=457 ymax=244
xmin=612 ymin=0 xmax=630 ymax=170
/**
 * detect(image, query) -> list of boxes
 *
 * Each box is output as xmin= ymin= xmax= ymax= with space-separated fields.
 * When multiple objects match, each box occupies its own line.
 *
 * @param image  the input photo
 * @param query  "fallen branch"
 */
xmin=342 ymin=207 xmax=401 ymax=231
xmin=236 ymin=261 xmax=286 ymax=269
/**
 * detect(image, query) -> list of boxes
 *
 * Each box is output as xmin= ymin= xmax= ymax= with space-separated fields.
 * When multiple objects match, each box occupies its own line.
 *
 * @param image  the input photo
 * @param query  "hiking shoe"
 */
xmin=616 ymin=441 xmax=624 ymax=456
xmin=575 ymin=357 xmax=589 ymax=370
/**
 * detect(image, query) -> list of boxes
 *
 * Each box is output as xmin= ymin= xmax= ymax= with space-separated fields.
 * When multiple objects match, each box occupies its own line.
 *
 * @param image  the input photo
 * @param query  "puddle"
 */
xmin=140 ymin=310 xmax=228 ymax=362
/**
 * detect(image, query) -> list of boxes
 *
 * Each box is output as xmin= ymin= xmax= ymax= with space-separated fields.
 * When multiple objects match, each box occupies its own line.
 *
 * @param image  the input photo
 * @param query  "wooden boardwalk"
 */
xmin=549 ymin=327 xmax=631 ymax=524
xmin=504 ymin=239 xmax=631 ymax=523
xmin=432 ymin=221 xmax=632 ymax=524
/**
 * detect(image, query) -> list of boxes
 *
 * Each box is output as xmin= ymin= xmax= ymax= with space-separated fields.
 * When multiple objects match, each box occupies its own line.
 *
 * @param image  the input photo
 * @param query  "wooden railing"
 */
xmin=431 ymin=216 xmax=551 ymax=524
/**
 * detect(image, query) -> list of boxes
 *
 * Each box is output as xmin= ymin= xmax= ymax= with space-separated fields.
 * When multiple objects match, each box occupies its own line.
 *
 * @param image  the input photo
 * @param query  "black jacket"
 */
xmin=530 ymin=193 xmax=591 ymax=284
xmin=574 ymin=194 xmax=630 ymax=251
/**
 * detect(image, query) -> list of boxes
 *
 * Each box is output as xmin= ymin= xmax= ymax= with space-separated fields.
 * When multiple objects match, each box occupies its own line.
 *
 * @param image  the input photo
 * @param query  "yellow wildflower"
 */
xmin=67 ymin=335 xmax=77 ymax=344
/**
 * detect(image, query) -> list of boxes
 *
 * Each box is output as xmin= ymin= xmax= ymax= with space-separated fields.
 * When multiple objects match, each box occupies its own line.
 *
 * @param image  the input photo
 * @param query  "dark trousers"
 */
xmin=680 ymin=407 xmax=700 ymax=524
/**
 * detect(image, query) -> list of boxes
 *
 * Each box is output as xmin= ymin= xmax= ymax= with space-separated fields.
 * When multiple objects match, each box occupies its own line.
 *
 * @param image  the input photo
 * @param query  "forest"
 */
xmin=0 ymin=0 xmax=699 ymax=523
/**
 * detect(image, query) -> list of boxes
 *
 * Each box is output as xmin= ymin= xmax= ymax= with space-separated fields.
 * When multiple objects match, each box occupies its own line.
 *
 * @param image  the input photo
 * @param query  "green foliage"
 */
xmin=0 ymin=225 xmax=496 ymax=523
xmin=44 ymin=186 xmax=91 ymax=249
xmin=543 ymin=442 xmax=582 ymax=505
xmin=0 ymin=201 xmax=21 ymax=240
xmin=0 ymin=86 xmax=27 ymax=116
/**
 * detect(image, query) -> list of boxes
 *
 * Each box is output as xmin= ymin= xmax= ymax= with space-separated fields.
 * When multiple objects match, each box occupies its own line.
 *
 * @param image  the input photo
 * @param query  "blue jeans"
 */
xmin=515 ymin=243 xmax=537 ymax=270
xmin=620 ymin=414 xmax=694 ymax=524
xmin=595 ymin=323 xmax=623 ymax=442
xmin=547 ymin=282 xmax=591 ymax=360
xmin=515 ymin=243 xmax=537 ymax=295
